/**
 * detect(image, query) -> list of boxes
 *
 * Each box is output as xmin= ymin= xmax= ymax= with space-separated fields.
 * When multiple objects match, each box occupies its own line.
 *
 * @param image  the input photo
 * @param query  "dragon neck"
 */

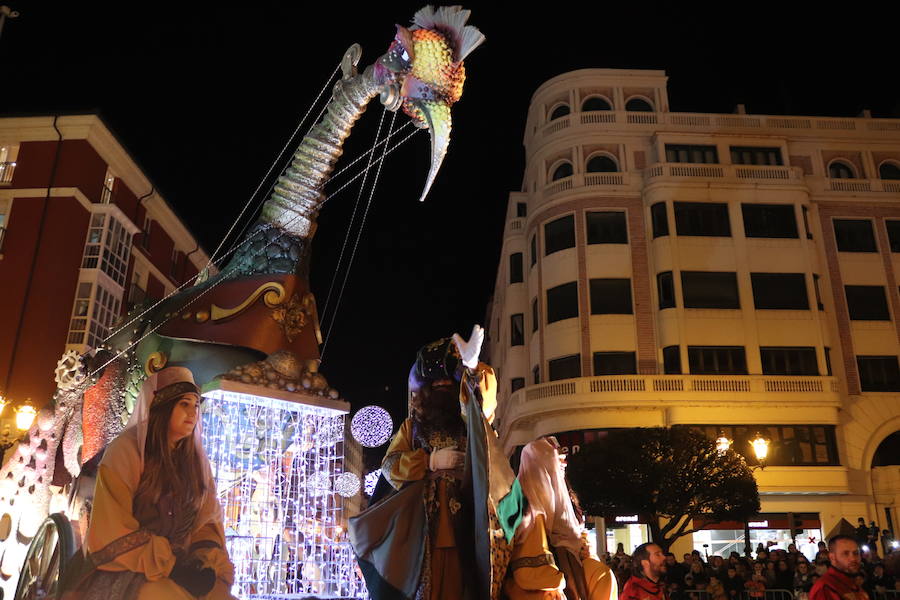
xmin=223 ymin=62 xmax=381 ymax=279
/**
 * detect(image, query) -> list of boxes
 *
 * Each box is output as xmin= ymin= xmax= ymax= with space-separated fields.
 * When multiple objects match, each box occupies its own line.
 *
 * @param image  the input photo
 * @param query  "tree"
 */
xmin=566 ymin=427 xmax=760 ymax=552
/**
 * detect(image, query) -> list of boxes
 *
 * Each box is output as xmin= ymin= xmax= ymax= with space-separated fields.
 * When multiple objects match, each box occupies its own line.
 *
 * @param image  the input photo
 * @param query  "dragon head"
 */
xmin=374 ymin=6 xmax=485 ymax=202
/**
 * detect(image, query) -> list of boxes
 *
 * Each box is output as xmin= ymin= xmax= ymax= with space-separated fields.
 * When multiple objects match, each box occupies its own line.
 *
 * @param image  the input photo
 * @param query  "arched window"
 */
xmin=551 ymin=162 xmax=573 ymax=181
xmin=582 ymin=96 xmax=612 ymax=112
xmin=879 ymin=161 xmax=900 ymax=180
xmin=829 ymin=160 xmax=856 ymax=179
xmin=586 ymin=155 xmax=618 ymax=173
xmin=549 ymin=104 xmax=570 ymax=120
xmin=625 ymin=97 xmax=654 ymax=112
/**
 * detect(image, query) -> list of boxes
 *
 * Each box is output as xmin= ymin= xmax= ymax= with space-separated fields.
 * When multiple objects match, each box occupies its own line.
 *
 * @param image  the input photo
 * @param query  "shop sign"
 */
xmin=748 ymin=521 xmax=769 ymax=528
xmin=615 ymin=515 xmax=639 ymax=523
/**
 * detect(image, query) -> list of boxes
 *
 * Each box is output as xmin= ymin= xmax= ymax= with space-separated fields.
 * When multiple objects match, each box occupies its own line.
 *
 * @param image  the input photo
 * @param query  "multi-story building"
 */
xmin=0 ymin=114 xmax=212 ymax=410
xmin=486 ymin=69 xmax=900 ymax=558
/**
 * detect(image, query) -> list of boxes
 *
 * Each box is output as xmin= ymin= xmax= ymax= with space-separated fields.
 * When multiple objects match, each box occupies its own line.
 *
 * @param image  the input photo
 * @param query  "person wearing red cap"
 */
xmin=63 ymin=366 xmax=234 ymax=599
xmin=809 ymin=536 xmax=869 ymax=600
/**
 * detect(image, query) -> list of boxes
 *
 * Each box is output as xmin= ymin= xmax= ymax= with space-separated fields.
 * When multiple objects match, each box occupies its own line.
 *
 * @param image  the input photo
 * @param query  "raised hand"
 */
xmin=452 ymin=324 xmax=484 ymax=369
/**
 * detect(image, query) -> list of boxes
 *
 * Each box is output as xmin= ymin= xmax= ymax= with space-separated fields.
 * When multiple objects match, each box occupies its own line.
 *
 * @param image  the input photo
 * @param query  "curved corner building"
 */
xmin=486 ymin=68 xmax=900 ymax=558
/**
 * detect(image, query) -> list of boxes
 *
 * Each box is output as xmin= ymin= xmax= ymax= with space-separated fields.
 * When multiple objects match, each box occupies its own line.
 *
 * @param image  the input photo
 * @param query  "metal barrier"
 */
xmin=873 ymin=591 xmax=900 ymax=600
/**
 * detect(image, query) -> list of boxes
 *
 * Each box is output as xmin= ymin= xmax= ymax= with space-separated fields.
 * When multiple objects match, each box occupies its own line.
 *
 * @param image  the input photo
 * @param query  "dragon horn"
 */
xmin=413 ymin=98 xmax=452 ymax=203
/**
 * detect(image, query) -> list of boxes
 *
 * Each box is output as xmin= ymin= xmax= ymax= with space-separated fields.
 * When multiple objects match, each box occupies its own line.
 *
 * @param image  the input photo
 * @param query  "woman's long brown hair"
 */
xmin=132 ymin=394 xmax=207 ymax=546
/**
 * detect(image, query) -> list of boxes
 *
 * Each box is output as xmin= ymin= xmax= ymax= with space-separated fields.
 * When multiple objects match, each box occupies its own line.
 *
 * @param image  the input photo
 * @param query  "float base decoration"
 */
xmin=201 ymin=376 xmax=365 ymax=598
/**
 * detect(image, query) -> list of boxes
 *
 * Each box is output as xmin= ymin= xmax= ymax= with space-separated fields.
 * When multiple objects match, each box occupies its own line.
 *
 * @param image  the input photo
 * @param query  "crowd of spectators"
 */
xmin=604 ymin=527 xmax=899 ymax=600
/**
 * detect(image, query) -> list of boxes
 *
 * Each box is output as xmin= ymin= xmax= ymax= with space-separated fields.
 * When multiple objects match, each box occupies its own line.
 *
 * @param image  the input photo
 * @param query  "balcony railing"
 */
xmin=513 ymin=373 xmax=840 ymax=406
xmin=99 ymin=184 xmax=114 ymax=204
xmin=0 ymin=162 xmax=15 ymax=184
xmin=806 ymin=177 xmax=900 ymax=195
xmin=644 ymin=162 xmax=804 ymax=184
xmin=531 ymin=110 xmax=900 ymax=145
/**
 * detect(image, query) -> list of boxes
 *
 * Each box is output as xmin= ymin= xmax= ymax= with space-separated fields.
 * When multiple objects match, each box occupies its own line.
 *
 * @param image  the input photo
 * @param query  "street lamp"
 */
xmin=15 ymin=399 xmax=36 ymax=432
xmin=743 ymin=432 xmax=770 ymax=557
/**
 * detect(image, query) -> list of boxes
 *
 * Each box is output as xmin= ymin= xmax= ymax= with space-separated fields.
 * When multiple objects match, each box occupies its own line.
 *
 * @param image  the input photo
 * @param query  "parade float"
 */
xmin=0 ymin=6 xmax=484 ymax=598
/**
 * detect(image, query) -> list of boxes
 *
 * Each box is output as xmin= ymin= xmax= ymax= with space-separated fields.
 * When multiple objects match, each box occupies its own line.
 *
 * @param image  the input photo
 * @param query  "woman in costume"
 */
xmin=504 ymin=437 xmax=616 ymax=600
xmin=65 ymin=366 xmax=234 ymax=599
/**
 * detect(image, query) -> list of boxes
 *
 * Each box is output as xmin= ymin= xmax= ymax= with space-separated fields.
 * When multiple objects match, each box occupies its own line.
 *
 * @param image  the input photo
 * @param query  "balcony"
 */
xmin=541 ymin=171 xmax=637 ymax=203
xmin=0 ymin=162 xmax=14 ymax=185
xmin=806 ymin=176 xmax=900 ymax=196
xmin=644 ymin=163 xmax=805 ymax=185
xmin=500 ymin=373 xmax=842 ymax=450
xmin=529 ymin=110 xmax=900 ymax=147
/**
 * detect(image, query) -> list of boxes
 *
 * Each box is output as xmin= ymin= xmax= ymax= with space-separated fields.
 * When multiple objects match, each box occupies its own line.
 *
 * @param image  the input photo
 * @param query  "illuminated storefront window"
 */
xmin=692 ymin=514 xmax=822 ymax=560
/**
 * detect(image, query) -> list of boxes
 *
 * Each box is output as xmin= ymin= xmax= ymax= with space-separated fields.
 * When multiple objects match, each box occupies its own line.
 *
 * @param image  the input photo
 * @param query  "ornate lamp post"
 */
xmin=743 ymin=432 xmax=770 ymax=557
xmin=0 ymin=398 xmax=36 ymax=457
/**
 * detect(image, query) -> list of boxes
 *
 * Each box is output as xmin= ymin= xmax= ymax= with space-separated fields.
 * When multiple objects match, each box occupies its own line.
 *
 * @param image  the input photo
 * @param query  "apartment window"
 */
xmin=663 ymin=346 xmax=682 ymax=374
xmin=516 ymin=202 xmax=528 ymax=217
xmin=813 ymin=274 xmax=825 ymax=310
xmin=550 ymin=104 xmax=570 ymax=120
xmin=547 ymin=282 xmax=579 ymax=323
xmin=626 ymin=97 xmax=653 ymax=112
xmin=81 ymin=213 xmax=132 ymax=287
xmin=544 ymin=215 xmax=575 ymax=255
xmin=741 ymin=204 xmax=798 ymax=238
xmin=549 ymin=354 xmax=581 ymax=381
xmin=510 ymin=314 xmax=524 ymax=346
xmin=886 ymin=221 xmax=900 ymax=252
xmin=593 ymin=351 xmax=636 ymax=375
xmin=533 ymin=365 xmax=540 ymax=384
xmin=551 ymin=162 xmax=573 ymax=181
xmin=586 ymin=211 xmax=628 ymax=244
xmin=665 ymin=144 xmax=719 ymax=164
xmin=833 ymin=219 xmax=877 ymax=252
xmin=688 ymin=424 xmax=839 ymax=466
xmin=141 ymin=217 xmax=152 ymax=250
xmin=586 ymin=155 xmax=618 ymax=173
xmin=590 ymin=279 xmax=633 ymax=314
xmin=170 ymin=249 xmax=180 ymax=279
xmin=730 ymin=146 xmax=783 ymax=166
xmin=751 ymin=273 xmax=809 ymax=310
xmin=582 ymin=96 xmax=612 ymax=111
xmin=846 ymin=285 xmax=891 ymax=320
xmin=824 ymin=347 xmax=833 ymax=376
xmin=802 ymin=206 xmax=813 ymax=239
xmin=857 ymin=356 xmax=900 ymax=391
xmin=674 ymin=202 xmax=731 ymax=237
xmin=688 ymin=346 xmax=748 ymax=374
xmin=530 ymin=235 xmax=537 ymax=267
xmin=681 ymin=272 xmax=740 ymax=309
xmin=828 ymin=160 xmax=856 ymax=179
xmin=511 ymin=378 xmax=525 ymax=394
xmin=509 ymin=253 xmax=524 ymax=284
xmin=531 ymin=298 xmax=539 ymax=333
xmin=657 ymin=272 xmax=675 ymax=309
xmin=67 ymin=281 xmax=122 ymax=349
xmin=760 ymin=347 xmax=818 ymax=375
xmin=651 ymin=202 xmax=669 ymax=238
xmin=879 ymin=162 xmax=900 ymax=180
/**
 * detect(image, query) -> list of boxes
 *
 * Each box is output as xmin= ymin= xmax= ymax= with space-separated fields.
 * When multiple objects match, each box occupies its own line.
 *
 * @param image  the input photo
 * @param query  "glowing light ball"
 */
xmin=364 ymin=469 xmax=381 ymax=496
xmin=335 ymin=472 xmax=360 ymax=498
xmin=350 ymin=406 xmax=392 ymax=448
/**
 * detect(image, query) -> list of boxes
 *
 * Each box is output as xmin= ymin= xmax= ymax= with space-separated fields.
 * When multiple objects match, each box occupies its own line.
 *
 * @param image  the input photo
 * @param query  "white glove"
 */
xmin=429 ymin=446 xmax=465 ymax=471
xmin=452 ymin=324 xmax=484 ymax=369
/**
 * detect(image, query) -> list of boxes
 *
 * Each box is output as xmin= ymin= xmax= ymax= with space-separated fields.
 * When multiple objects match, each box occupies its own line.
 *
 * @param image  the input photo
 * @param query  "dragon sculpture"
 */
xmin=0 ymin=6 xmax=484 ymax=596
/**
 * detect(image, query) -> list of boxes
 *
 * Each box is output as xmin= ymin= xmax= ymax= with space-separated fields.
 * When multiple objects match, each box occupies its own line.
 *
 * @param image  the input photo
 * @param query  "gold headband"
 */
xmin=152 ymin=381 xmax=202 ymax=408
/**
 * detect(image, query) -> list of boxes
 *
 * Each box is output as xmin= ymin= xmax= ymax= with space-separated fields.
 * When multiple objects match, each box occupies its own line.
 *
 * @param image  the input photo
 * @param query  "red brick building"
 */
xmin=0 ymin=114 xmax=212 ymax=407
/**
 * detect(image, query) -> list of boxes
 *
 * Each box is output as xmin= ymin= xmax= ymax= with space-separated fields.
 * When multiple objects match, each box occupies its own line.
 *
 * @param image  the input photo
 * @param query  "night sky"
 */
xmin=3 ymin=2 xmax=900 ymax=457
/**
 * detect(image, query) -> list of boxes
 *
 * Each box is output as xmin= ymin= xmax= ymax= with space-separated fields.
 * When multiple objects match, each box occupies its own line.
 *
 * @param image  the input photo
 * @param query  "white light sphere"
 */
xmin=364 ymin=470 xmax=381 ymax=496
xmin=335 ymin=472 xmax=360 ymax=498
xmin=350 ymin=406 xmax=392 ymax=448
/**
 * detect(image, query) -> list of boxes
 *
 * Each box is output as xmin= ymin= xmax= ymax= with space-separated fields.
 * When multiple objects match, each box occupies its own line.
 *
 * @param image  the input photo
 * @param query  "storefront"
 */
xmin=692 ymin=513 xmax=822 ymax=560
xmin=603 ymin=513 xmax=651 ymax=555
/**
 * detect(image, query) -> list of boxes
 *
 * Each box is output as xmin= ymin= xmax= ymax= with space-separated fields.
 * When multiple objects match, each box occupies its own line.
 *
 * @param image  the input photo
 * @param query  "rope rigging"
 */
xmin=85 ymin=122 xmax=422 ymax=380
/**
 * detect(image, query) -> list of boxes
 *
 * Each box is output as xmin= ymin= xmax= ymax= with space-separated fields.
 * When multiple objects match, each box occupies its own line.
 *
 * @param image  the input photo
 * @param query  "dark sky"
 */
xmin=3 ymin=2 xmax=900 ymax=454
